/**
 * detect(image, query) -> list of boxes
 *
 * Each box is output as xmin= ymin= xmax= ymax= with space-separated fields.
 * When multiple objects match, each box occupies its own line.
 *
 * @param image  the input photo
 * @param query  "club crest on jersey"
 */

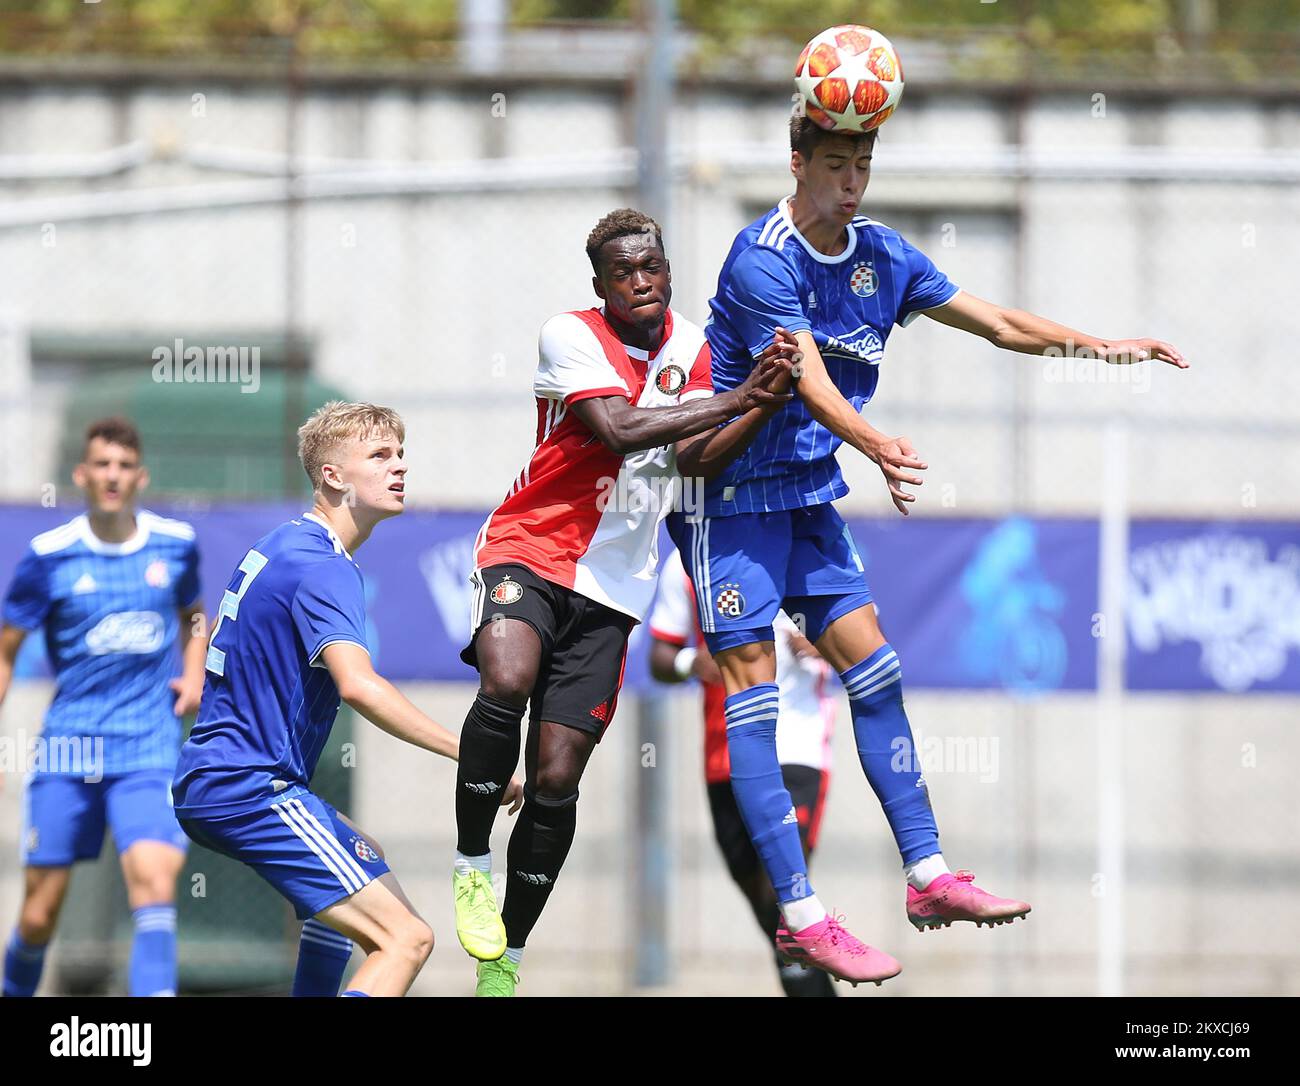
xmin=350 ymin=836 xmax=381 ymax=864
xmin=715 ymin=583 xmax=746 ymax=618
xmin=849 ymin=262 xmax=878 ymax=298
xmin=144 ymin=559 xmax=170 ymax=588
xmin=490 ymin=576 xmax=523 ymax=606
xmin=655 ymin=364 xmax=687 ymax=395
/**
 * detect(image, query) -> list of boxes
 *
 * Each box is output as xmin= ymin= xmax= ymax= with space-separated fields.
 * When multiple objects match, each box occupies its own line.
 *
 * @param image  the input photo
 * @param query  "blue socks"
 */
xmin=129 ymin=905 xmax=177 ymax=997
xmin=292 ymin=919 xmax=354 ymax=997
xmin=724 ymin=683 xmax=811 ymax=903
xmin=10 ymin=908 xmax=179 ymax=998
xmin=841 ymin=643 xmax=941 ymax=863
xmin=340 ymin=989 xmax=369 ymax=997
xmin=3 ymin=929 xmax=47 ymax=997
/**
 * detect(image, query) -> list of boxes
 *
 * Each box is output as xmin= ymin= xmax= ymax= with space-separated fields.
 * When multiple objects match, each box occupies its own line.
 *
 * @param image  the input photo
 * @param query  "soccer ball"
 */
xmin=793 ymin=25 xmax=904 ymax=133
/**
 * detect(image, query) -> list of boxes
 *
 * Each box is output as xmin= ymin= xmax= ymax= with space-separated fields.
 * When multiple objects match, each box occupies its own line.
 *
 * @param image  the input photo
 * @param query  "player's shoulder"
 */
xmin=852 ymin=213 xmax=898 ymax=236
xmin=536 ymin=309 xmax=609 ymax=365
xmin=282 ymin=517 xmax=362 ymax=577
xmin=740 ymin=204 xmax=803 ymax=261
xmin=853 ymin=215 xmax=921 ymax=256
xmin=139 ymin=509 xmax=197 ymax=546
xmin=28 ymin=515 xmax=85 ymax=557
xmin=539 ymin=308 xmax=602 ymax=343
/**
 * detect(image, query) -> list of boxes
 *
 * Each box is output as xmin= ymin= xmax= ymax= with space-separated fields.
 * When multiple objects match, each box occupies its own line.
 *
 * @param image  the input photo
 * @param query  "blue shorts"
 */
xmin=22 ymin=770 xmax=189 ymax=867
xmin=669 ymin=503 xmax=873 ymax=654
xmin=177 ymin=786 xmax=390 ymax=920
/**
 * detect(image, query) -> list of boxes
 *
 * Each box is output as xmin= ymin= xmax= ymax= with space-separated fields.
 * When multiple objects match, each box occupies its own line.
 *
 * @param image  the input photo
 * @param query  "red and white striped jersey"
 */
xmin=473 ymin=306 xmax=713 ymax=622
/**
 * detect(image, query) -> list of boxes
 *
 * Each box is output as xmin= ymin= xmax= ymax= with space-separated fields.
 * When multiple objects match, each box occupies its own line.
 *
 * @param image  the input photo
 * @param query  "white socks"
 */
xmin=904 ymin=853 xmax=951 ymax=891
xmin=780 ymin=894 xmax=827 ymax=933
xmin=455 ymin=851 xmax=491 ymax=877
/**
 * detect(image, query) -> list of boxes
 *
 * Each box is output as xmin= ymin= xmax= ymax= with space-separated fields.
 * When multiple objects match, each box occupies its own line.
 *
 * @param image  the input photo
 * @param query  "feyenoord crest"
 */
xmin=655 ymin=364 xmax=687 ymax=395
xmin=715 ymin=583 xmax=746 ymax=618
xmin=144 ymin=559 xmax=170 ymax=588
xmin=351 ymin=836 xmax=381 ymax=864
xmin=849 ymin=261 xmax=878 ymax=297
xmin=490 ymin=575 xmax=523 ymax=606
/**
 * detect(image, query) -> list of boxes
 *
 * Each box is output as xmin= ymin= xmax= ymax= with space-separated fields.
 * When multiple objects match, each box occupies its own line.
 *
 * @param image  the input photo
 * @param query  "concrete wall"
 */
xmin=0 ymin=77 xmax=1296 ymax=515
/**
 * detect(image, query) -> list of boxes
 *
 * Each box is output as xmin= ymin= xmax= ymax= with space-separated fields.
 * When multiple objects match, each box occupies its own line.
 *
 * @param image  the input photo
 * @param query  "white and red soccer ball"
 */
xmin=794 ymin=24 xmax=904 ymax=134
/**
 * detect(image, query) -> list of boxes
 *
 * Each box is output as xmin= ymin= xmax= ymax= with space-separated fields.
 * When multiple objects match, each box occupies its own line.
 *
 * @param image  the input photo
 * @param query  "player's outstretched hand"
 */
xmin=1102 ymin=338 xmax=1187 ymax=369
xmin=170 ymin=674 xmax=204 ymax=716
xmin=501 ymin=775 xmax=525 ymax=815
xmin=867 ymin=434 xmax=927 ymax=516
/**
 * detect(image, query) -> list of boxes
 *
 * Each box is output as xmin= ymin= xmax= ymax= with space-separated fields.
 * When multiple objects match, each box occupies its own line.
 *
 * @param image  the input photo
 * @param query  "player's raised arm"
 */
xmin=790 ymin=330 xmax=928 ymax=516
xmin=920 ymin=290 xmax=1187 ymax=368
xmin=321 ymin=642 xmax=524 ymax=813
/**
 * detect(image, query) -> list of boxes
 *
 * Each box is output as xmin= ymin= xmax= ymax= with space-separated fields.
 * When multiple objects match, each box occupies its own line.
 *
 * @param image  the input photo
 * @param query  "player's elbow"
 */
xmin=334 ymin=669 xmax=376 ymax=709
xmin=599 ymin=426 xmax=642 ymax=456
xmin=987 ymin=309 xmax=1023 ymax=350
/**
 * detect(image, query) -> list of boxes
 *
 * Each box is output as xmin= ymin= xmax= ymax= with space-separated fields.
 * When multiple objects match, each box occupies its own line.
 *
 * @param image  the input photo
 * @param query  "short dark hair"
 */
xmin=585 ymin=208 xmax=665 ymax=272
xmin=789 ymin=113 xmax=877 ymax=161
xmin=84 ymin=416 xmax=141 ymax=457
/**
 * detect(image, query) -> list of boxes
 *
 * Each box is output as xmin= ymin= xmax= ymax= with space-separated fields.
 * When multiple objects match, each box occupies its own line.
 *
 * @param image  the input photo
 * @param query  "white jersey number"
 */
xmin=204 ymin=549 xmax=269 ymax=677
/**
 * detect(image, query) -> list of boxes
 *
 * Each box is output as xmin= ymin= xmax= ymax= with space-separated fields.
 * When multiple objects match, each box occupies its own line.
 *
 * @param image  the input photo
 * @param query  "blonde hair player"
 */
xmin=172 ymin=402 xmax=522 ymax=997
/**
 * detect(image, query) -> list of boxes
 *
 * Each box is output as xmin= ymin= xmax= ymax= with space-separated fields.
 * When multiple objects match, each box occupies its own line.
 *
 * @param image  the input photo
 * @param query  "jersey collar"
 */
xmin=778 ymin=196 xmax=857 ymax=266
xmin=75 ymin=512 xmax=151 ymax=556
xmin=302 ymin=511 xmax=354 ymax=560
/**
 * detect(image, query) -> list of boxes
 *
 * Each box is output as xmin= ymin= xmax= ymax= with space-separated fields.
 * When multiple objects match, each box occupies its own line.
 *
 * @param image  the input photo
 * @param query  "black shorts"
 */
xmin=706 ymin=764 xmax=829 ymax=884
xmin=462 ymin=563 xmax=636 ymax=739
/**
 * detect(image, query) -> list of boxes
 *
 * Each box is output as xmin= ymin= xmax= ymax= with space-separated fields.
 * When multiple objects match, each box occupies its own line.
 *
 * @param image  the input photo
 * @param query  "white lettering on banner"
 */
xmin=1127 ymin=535 xmax=1300 ymax=692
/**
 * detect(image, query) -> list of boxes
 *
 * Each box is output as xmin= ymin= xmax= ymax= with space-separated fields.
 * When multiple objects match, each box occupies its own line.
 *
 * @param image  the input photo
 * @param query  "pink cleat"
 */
xmin=907 ymin=870 xmax=1031 ymax=931
xmin=774 ymin=914 xmax=901 ymax=987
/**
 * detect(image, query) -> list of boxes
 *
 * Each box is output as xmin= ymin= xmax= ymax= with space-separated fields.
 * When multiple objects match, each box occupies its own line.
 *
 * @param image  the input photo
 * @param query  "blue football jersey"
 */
xmin=2 ymin=511 xmax=201 ymax=774
xmin=704 ymin=197 xmax=959 ymax=515
xmin=172 ymin=514 xmax=369 ymax=817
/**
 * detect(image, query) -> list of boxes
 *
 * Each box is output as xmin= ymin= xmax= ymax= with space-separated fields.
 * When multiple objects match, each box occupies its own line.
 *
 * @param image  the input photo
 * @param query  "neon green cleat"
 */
xmin=475 ymin=956 xmax=520 ymax=997
xmin=453 ymin=869 xmax=506 ymax=961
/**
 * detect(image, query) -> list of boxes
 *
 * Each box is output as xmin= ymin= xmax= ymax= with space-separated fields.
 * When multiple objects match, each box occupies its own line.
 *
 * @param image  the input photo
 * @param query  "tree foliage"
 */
xmin=0 ymin=0 xmax=1295 ymax=82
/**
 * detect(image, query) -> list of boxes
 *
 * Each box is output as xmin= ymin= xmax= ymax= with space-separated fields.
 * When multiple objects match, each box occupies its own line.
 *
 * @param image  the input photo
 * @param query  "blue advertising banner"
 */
xmin=2 ymin=503 xmax=1296 ymax=693
xmin=1126 ymin=519 xmax=1300 ymax=693
xmin=847 ymin=516 xmax=1099 ymax=694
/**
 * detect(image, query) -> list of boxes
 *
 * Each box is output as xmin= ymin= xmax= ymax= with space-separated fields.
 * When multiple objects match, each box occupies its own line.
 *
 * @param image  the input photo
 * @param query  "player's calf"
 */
xmin=15 ymin=865 xmax=73 ymax=945
xmin=455 ymin=691 xmax=527 ymax=857
xmin=320 ymin=879 xmax=435 ymax=996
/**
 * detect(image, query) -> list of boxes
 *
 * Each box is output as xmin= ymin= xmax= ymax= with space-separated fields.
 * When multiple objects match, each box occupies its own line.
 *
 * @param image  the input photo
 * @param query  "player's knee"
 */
xmin=478 ymin=665 xmax=534 ymax=707
xmin=394 ymin=917 xmax=434 ymax=967
xmin=524 ymin=780 xmax=580 ymax=822
xmin=128 ymin=873 xmax=177 ymax=908
xmin=18 ymin=902 xmax=59 ymax=944
xmin=531 ymin=758 xmax=584 ymax=800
